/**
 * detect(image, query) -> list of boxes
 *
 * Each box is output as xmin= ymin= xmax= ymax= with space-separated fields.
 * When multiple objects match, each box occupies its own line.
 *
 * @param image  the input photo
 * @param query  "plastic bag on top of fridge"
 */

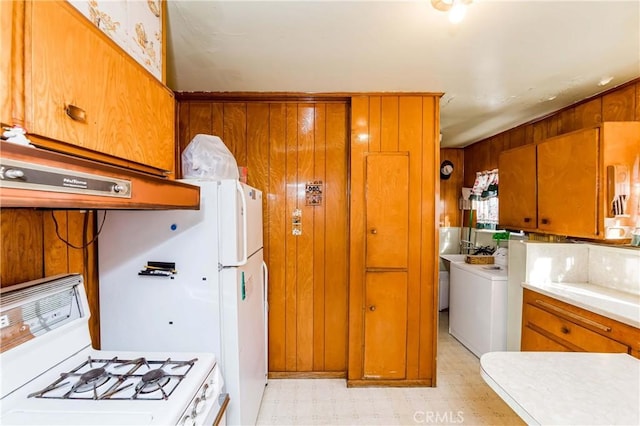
xmin=181 ymin=134 xmax=239 ymax=179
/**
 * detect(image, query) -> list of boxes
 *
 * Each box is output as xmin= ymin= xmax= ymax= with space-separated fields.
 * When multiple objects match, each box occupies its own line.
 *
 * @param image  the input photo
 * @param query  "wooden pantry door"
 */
xmin=176 ymin=99 xmax=349 ymax=374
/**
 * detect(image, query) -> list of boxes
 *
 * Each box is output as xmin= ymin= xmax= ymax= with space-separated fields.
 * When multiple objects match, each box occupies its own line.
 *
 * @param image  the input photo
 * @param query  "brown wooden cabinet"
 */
xmin=365 ymin=154 xmax=409 ymax=269
xmin=7 ymin=1 xmax=175 ymax=176
xmin=348 ymin=95 xmax=440 ymax=386
xmin=537 ymin=128 xmax=599 ymax=238
xmin=499 ymin=122 xmax=640 ymax=238
xmin=498 ymin=144 xmax=537 ymax=231
xmin=0 ymin=1 xmax=15 ymax=127
xmin=362 ymin=154 xmax=410 ymax=379
xmin=363 ymin=272 xmax=408 ymax=379
xmin=521 ymin=288 xmax=640 ymax=359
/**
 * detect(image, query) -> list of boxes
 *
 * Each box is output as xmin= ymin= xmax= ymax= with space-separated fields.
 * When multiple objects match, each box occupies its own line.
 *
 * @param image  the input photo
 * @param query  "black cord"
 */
xmin=82 ymin=210 xmax=90 ymax=279
xmin=50 ymin=210 xmax=107 ymax=249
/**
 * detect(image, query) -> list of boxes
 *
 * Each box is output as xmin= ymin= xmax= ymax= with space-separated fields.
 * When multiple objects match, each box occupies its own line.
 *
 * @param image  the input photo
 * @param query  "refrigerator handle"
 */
xmin=262 ymin=261 xmax=269 ymax=384
xmin=234 ymin=181 xmax=249 ymax=266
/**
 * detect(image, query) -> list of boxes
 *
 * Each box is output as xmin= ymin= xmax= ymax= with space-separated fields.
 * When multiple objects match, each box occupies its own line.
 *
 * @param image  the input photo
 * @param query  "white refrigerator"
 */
xmin=98 ymin=179 xmax=267 ymax=426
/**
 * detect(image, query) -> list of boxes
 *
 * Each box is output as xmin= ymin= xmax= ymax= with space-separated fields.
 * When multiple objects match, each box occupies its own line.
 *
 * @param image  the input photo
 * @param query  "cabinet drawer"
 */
xmin=524 ymin=303 xmax=629 ymax=354
xmin=522 ymin=325 xmax=572 ymax=352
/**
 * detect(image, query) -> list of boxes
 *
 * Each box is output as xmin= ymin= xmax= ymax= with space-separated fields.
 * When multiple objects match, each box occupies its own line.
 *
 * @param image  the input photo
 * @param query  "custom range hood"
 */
xmin=0 ymin=142 xmax=200 ymax=210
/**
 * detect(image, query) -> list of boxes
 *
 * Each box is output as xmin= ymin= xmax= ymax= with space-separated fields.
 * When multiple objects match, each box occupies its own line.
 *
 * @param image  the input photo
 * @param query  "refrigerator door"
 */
xmin=220 ymin=248 xmax=267 ymax=426
xmin=98 ymin=181 xmax=223 ymax=352
xmin=218 ymin=180 xmax=263 ymax=266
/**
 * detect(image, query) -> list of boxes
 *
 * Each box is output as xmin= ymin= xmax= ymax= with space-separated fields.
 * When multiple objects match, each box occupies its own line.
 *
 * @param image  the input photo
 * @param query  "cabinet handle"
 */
xmin=370 ymin=229 xmax=377 ymax=235
xmin=534 ymin=299 xmax=611 ymax=332
xmin=523 ymin=217 xmax=531 ymax=223
xmin=369 ymin=305 xmax=376 ymax=312
xmin=540 ymin=218 xmax=550 ymax=225
xmin=560 ymin=326 xmax=570 ymax=334
xmin=65 ymin=104 xmax=87 ymax=123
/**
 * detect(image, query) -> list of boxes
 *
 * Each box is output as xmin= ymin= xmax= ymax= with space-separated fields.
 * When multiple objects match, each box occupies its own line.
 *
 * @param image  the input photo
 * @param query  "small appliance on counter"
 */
xmin=0 ymin=274 xmax=228 ymax=426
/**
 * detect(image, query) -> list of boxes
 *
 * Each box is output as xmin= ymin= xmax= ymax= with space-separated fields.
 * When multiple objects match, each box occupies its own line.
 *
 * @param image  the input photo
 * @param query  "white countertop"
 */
xmin=440 ymin=254 xmax=508 ymax=280
xmin=522 ymin=281 xmax=640 ymax=328
xmin=480 ymin=351 xmax=640 ymax=426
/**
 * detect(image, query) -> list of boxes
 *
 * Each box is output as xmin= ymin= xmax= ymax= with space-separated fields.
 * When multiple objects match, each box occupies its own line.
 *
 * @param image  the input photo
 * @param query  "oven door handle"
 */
xmin=214 ymin=392 xmax=230 ymax=426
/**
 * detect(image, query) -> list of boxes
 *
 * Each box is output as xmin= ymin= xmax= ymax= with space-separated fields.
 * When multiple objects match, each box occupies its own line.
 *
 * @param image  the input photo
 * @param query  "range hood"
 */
xmin=0 ymin=142 xmax=200 ymax=210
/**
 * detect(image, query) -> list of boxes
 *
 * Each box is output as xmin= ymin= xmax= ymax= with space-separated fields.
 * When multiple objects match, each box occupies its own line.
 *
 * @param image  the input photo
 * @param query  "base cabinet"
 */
xmin=521 ymin=289 xmax=640 ymax=359
xmin=363 ymin=272 xmax=408 ymax=379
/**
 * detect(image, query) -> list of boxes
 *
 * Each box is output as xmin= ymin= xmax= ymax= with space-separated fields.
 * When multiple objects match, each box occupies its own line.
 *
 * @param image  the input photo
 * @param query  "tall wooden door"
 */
xmin=348 ymin=95 xmax=440 ymax=386
xmin=176 ymin=98 xmax=349 ymax=374
xmin=363 ymin=153 xmax=409 ymax=379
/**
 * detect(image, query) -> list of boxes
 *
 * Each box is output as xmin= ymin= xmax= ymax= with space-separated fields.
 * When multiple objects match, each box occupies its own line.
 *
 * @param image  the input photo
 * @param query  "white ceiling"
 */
xmin=166 ymin=0 xmax=640 ymax=148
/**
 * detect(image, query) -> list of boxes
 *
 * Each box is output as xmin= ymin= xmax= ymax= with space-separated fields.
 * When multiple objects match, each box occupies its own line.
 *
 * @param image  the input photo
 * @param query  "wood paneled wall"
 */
xmin=462 ymin=78 xmax=640 ymax=187
xmin=348 ymin=94 xmax=440 ymax=385
xmin=0 ymin=209 xmax=100 ymax=346
xmin=439 ymin=148 xmax=464 ymax=227
xmin=176 ymin=96 xmax=349 ymax=375
xmin=0 ymin=0 xmax=15 ymax=126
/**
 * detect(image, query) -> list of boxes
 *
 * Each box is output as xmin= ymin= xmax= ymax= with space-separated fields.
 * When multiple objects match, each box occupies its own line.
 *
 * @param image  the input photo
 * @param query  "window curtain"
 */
xmin=470 ymin=169 xmax=499 ymax=229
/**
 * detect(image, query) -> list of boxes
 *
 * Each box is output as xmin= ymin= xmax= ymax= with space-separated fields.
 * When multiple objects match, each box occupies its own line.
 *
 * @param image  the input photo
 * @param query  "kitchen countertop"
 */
xmin=522 ymin=281 xmax=640 ymax=329
xmin=480 ymin=351 xmax=640 ymax=425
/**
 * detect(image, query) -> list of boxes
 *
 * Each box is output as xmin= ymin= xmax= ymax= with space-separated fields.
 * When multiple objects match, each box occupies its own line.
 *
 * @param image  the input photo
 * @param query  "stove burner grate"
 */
xmin=27 ymin=356 xmax=197 ymax=401
xmin=72 ymin=367 xmax=110 ymax=393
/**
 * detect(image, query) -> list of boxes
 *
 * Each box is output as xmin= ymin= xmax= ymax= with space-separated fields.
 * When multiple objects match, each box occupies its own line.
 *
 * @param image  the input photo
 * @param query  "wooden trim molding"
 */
xmin=347 ymin=379 xmax=434 ymax=388
xmin=269 ymin=371 xmax=346 ymax=379
xmin=174 ymin=91 xmax=444 ymax=103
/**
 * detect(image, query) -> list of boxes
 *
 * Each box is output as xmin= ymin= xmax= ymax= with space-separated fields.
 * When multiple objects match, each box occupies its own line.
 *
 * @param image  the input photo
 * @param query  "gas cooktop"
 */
xmin=0 ymin=274 xmax=227 ymax=425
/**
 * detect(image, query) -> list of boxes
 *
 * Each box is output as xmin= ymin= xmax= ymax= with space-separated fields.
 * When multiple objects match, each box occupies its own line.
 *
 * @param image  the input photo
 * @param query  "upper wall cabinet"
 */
xmin=498 ymin=144 xmax=537 ymax=231
xmin=536 ymin=128 xmax=599 ymax=237
xmin=4 ymin=1 xmax=175 ymax=176
xmin=499 ymin=122 xmax=640 ymax=239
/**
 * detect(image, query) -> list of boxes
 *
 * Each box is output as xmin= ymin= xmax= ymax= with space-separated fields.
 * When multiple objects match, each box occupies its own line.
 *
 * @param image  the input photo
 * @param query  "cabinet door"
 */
xmin=365 ymin=153 xmax=409 ymax=269
xmin=537 ymin=129 xmax=599 ymax=238
xmin=0 ymin=1 xmax=13 ymax=126
xmin=498 ymin=145 xmax=537 ymax=230
xmin=363 ymin=272 xmax=407 ymax=379
xmin=27 ymin=1 xmax=102 ymax=147
xmin=98 ymin=55 xmax=175 ymax=172
xmin=26 ymin=1 xmax=174 ymax=174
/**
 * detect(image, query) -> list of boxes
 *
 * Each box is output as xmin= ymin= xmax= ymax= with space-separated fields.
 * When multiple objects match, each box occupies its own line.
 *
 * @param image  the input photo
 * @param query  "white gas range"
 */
xmin=0 ymin=274 xmax=229 ymax=425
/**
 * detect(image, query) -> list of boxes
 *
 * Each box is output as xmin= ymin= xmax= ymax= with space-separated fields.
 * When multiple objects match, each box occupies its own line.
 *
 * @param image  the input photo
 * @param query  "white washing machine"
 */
xmin=449 ymin=261 xmax=508 ymax=358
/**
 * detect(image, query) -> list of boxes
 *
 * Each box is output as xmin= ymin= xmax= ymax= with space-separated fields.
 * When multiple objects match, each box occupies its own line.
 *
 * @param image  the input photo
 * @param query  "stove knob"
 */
xmin=180 ymin=415 xmax=196 ymax=426
xmin=4 ymin=168 xmax=25 ymax=179
xmin=191 ymin=396 xmax=204 ymax=417
xmin=200 ymin=383 xmax=209 ymax=401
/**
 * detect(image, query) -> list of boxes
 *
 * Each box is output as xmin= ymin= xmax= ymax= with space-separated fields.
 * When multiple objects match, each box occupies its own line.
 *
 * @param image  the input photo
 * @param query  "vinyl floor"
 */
xmin=256 ymin=311 xmax=524 ymax=425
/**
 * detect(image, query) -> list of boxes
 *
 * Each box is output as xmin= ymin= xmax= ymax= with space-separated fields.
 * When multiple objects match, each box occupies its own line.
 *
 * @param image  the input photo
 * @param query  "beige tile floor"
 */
xmin=256 ymin=311 xmax=524 ymax=425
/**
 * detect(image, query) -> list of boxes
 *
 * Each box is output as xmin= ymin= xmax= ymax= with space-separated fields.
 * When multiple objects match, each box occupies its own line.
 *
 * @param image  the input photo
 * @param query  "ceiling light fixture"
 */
xmin=431 ymin=0 xmax=473 ymax=24
xmin=598 ymin=76 xmax=614 ymax=86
